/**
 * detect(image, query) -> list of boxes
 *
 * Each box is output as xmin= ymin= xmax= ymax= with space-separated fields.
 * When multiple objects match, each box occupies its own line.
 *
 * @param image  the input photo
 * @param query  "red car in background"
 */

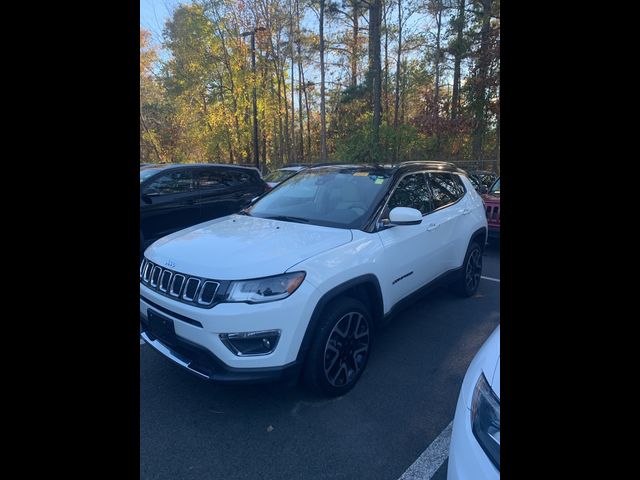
xmin=482 ymin=177 xmax=500 ymax=238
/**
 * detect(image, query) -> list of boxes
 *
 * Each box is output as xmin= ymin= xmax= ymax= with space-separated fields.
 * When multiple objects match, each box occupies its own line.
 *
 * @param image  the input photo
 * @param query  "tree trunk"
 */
xmin=369 ymin=0 xmax=382 ymax=149
xmin=296 ymin=0 xmax=305 ymax=162
xmin=217 ymin=28 xmax=242 ymax=152
xmin=291 ymin=55 xmax=296 ymax=162
xmin=290 ymin=0 xmax=297 ymax=162
xmin=281 ymin=66 xmax=291 ymax=164
xmin=383 ymin=0 xmax=390 ymax=125
xmin=300 ymin=62 xmax=312 ymax=161
xmin=320 ymin=0 xmax=328 ymax=162
xmin=433 ymin=1 xmax=443 ymax=153
xmin=274 ymin=66 xmax=285 ymax=166
xmin=393 ymin=0 xmax=402 ymax=130
xmin=451 ymin=0 xmax=465 ymax=120
xmin=471 ymin=0 xmax=492 ymax=162
xmin=434 ymin=2 xmax=442 ymax=120
xmin=351 ymin=1 xmax=360 ymax=87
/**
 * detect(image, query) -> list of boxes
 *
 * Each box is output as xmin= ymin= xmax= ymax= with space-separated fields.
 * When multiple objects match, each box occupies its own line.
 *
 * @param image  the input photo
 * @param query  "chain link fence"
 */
xmin=448 ymin=159 xmax=500 ymax=174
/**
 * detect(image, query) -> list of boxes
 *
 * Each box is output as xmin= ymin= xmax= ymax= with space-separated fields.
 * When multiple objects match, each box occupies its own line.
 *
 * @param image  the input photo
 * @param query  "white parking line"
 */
xmin=481 ymin=276 xmax=500 ymax=283
xmin=398 ymin=421 xmax=453 ymax=480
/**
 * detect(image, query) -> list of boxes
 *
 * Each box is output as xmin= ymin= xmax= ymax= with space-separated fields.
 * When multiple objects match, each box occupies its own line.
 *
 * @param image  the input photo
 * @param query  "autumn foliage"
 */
xmin=140 ymin=0 xmax=500 ymax=172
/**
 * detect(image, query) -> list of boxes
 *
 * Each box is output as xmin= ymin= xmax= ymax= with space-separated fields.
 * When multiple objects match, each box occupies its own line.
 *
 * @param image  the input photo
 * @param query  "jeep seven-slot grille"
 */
xmin=140 ymin=258 xmax=220 ymax=307
xmin=485 ymin=205 xmax=500 ymax=224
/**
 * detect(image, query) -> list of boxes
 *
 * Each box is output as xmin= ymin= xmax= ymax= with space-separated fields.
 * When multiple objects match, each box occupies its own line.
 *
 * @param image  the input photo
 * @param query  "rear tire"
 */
xmin=303 ymin=297 xmax=373 ymax=397
xmin=452 ymin=241 xmax=483 ymax=297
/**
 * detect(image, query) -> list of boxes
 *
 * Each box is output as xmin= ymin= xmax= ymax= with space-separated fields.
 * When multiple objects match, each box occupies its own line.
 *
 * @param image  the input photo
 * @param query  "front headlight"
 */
xmin=226 ymin=272 xmax=306 ymax=303
xmin=471 ymin=372 xmax=500 ymax=470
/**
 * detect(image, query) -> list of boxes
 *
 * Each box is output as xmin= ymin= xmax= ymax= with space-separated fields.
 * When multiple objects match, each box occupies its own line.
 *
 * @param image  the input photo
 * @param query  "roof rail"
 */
xmin=280 ymin=162 xmax=316 ymax=168
xmin=397 ymin=160 xmax=458 ymax=167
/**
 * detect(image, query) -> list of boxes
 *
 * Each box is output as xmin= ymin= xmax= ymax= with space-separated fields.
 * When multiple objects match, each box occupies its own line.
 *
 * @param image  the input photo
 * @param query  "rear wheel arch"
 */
xmin=470 ymin=227 xmax=487 ymax=252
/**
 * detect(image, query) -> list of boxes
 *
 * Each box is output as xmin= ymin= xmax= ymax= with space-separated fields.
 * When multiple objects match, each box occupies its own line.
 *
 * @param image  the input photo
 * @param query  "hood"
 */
xmin=145 ymin=214 xmax=353 ymax=279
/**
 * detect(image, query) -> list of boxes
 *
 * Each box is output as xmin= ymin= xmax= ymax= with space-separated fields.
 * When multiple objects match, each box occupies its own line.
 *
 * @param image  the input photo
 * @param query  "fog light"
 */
xmin=220 ymin=330 xmax=281 ymax=356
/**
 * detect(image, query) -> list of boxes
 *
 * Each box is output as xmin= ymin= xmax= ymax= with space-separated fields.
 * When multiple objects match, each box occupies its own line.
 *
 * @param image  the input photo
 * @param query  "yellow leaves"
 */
xmin=140 ymin=28 xmax=158 ymax=76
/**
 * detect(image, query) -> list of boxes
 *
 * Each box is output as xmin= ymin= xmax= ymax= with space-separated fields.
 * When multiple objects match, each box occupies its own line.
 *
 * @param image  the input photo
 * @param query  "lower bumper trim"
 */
xmin=141 ymin=331 xmax=210 ymax=380
xmin=140 ymin=321 xmax=302 ymax=384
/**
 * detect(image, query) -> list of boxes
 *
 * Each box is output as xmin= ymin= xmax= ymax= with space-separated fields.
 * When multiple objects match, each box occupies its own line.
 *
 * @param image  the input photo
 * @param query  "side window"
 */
xmin=197 ymin=169 xmax=226 ymax=190
xmin=386 ymin=173 xmax=432 ymax=216
xmin=225 ymin=170 xmax=252 ymax=186
xmin=144 ymin=171 xmax=192 ymax=195
xmin=428 ymin=173 xmax=465 ymax=209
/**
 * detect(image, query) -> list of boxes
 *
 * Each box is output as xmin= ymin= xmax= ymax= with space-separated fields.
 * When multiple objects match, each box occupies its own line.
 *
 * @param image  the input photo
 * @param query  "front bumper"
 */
xmin=140 ymin=317 xmax=302 ymax=383
xmin=140 ymin=278 xmax=319 ymax=381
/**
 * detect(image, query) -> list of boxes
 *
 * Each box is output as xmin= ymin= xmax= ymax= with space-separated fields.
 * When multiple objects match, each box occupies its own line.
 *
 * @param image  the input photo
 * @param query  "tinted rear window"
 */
xmin=428 ymin=173 xmax=465 ymax=209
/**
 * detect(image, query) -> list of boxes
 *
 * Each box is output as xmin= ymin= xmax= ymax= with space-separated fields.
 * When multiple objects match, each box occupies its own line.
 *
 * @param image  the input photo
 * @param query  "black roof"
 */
xmin=139 ymin=163 xmax=260 ymax=172
xmin=305 ymin=161 xmax=467 ymax=175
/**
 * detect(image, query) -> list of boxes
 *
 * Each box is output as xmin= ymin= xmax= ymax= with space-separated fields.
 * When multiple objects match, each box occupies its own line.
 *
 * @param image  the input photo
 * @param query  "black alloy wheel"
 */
xmin=453 ymin=241 xmax=483 ymax=297
xmin=304 ymin=297 xmax=373 ymax=397
xmin=323 ymin=311 xmax=370 ymax=387
xmin=465 ymin=247 xmax=482 ymax=293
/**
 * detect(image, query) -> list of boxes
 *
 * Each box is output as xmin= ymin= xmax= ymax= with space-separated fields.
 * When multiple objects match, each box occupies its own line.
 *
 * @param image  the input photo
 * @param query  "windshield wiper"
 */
xmin=263 ymin=215 xmax=310 ymax=224
xmin=238 ymin=209 xmax=252 ymax=216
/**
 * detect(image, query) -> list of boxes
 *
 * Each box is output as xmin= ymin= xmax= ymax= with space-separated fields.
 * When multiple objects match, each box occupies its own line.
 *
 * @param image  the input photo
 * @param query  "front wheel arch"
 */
xmin=296 ymin=275 xmax=384 ymax=367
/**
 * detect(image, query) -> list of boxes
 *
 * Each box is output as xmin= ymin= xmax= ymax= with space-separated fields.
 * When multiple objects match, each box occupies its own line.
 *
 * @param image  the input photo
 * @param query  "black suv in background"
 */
xmin=140 ymin=163 xmax=269 ymax=252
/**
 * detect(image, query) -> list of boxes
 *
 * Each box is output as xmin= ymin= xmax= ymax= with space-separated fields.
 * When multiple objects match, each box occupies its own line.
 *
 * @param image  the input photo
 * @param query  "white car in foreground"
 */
xmin=448 ymin=325 xmax=500 ymax=479
xmin=140 ymin=162 xmax=488 ymax=396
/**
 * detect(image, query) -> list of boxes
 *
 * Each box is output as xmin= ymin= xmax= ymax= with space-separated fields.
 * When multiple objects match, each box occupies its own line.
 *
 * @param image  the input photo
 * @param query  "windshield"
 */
xmin=247 ymin=167 xmax=393 ymax=229
xmin=264 ymin=169 xmax=299 ymax=183
xmin=140 ymin=167 xmax=164 ymax=183
xmin=489 ymin=178 xmax=500 ymax=196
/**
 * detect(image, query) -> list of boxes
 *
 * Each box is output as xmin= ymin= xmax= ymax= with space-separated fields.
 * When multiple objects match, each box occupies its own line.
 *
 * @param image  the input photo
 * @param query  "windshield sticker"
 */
xmin=374 ymin=177 xmax=384 ymax=184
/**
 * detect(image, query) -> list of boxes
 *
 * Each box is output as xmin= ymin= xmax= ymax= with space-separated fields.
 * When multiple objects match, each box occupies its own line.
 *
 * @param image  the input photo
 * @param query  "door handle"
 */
xmin=426 ymin=223 xmax=439 ymax=231
xmin=187 ymin=199 xmax=197 ymax=205
xmin=459 ymin=208 xmax=471 ymax=215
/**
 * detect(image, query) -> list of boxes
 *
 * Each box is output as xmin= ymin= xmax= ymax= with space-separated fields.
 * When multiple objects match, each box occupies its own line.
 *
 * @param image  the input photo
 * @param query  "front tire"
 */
xmin=452 ymin=241 xmax=483 ymax=297
xmin=303 ymin=297 xmax=373 ymax=397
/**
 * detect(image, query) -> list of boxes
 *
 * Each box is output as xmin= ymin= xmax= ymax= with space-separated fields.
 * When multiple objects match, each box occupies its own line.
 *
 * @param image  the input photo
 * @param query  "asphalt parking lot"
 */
xmin=140 ymin=240 xmax=500 ymax=480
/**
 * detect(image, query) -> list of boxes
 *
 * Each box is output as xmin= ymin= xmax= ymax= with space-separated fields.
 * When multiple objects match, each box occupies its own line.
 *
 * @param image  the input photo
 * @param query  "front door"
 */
xmin=376 ymin=172 xmax=443 ymax=309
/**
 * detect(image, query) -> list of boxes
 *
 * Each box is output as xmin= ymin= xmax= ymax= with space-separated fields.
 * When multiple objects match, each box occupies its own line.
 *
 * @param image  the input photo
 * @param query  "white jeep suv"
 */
xmin=140 ymin=162 xmax=488 ymax=396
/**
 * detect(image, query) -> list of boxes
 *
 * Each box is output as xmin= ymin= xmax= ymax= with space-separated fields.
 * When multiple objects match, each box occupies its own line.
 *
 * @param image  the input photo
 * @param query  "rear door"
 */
xmin=195 ymin=167 xmax=245 ymax=222
xmin=425 ymin=172 xmax=469 ymax=270
xmin=140 ymin=169 xmax=199 ymax=243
